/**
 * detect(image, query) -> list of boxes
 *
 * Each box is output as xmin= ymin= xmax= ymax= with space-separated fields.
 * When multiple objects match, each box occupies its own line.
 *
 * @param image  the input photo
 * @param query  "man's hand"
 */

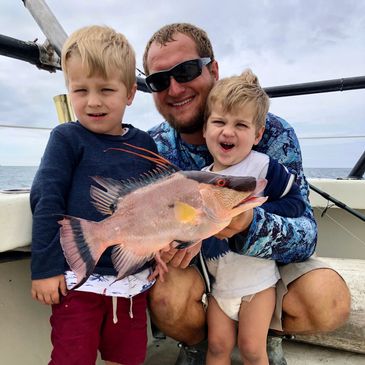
xmin=215 ymin=209 xmax=253 ymax=239
xmin=31 ymin=275 xmax=67 ymax=305
xmin=160 ymin=241 xmax=202 ymax=269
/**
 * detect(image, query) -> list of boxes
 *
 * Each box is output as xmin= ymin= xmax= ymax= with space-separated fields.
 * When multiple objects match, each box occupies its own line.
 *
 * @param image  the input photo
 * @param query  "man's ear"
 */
xmin=210 ymin=60 xmax=219 ymax=81
xmin=127 ymin=83 xmax=137 ymax=106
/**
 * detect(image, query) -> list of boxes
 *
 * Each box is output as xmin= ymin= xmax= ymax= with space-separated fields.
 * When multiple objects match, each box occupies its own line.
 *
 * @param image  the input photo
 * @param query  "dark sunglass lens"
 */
xmin=146 ymin=58 xmax=209 ymax=92
xmin=173 ymin=60 xmax=201 ymax=83
xmin=146 ymin=72 xmax=170 ymax=92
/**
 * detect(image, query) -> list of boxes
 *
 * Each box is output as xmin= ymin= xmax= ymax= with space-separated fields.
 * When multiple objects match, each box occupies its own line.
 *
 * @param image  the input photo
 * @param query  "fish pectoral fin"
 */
xmin=172 ymin=240 xmax=199 ymax=249
xmin=111 ymin=245 xmax=151 ymax=281
xmin=174 ymin=201 xmax=198 ymax=223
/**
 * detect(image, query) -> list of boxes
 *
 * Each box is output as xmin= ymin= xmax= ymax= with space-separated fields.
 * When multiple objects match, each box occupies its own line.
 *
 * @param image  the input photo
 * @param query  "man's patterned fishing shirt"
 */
xmin=148 ymin=113 xmax=317 ymax=264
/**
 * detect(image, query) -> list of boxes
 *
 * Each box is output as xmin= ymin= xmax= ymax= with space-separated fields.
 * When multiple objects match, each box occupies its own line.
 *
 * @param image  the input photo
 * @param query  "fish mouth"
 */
xmin=233 ymin=194 xmax=265 ymax=209
xmin=233 ymin=178 xmax=267 ymax=208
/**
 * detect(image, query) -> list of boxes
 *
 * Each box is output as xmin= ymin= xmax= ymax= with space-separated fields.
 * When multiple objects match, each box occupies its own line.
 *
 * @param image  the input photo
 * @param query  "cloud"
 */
xmin=0 ymin=0 xmax=364 ymax=167
xmin=0 ymin=127 xmax=50 ymax=166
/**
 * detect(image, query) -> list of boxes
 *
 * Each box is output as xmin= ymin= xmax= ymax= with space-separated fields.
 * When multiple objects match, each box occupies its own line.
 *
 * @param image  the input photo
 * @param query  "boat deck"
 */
xmin=144 ymin=335 xmax=365 ymax=365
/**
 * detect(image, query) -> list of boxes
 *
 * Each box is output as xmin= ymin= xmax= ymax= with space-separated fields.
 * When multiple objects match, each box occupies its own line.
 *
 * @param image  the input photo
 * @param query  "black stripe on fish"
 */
xmin=173 ymin=240 xmax=197 ymax=249
xmin=70 ymin=217 xmax=95 ymax=282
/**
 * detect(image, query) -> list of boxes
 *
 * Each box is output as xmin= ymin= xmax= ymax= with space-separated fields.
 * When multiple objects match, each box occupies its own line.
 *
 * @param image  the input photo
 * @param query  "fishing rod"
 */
xmin=309 ymin=183 xmax=365 ymax=222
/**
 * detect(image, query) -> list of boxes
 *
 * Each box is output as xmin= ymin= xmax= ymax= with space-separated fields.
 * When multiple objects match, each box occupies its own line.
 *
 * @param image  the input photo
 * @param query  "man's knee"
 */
xmin=148 ymin=275 xmax=186 ymax=324
xmin=283 ymin=268 xmax=351 ymax=333
xmin=147 ymin=265 xmax=207 ymax=344
xmin=148 ymin=266 xmax=203 ymax=321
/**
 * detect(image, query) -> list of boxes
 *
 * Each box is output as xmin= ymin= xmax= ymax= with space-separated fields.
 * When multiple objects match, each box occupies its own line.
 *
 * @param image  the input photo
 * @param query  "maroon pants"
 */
xmin=49 ymin=290 xmax=148 ymax=365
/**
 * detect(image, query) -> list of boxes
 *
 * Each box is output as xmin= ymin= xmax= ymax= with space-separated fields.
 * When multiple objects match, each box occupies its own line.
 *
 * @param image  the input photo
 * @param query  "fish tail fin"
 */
xmin=58 ymin=216 xmax=104 ymax=288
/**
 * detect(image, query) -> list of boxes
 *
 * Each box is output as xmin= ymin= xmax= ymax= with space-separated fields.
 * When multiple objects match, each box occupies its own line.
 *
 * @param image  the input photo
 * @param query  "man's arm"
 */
xmin=224 ymin=206 xmax=317 ymax=264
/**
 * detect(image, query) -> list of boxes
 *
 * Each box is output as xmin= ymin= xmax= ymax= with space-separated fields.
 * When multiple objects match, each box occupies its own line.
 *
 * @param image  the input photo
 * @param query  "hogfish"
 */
xmin=58 ymin=143 xmax=267 ymax=287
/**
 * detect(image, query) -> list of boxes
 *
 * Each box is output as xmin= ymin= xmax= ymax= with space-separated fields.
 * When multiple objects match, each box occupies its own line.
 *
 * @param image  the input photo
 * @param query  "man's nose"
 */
xmin=168 ymin=77 xmax=186 ymax=96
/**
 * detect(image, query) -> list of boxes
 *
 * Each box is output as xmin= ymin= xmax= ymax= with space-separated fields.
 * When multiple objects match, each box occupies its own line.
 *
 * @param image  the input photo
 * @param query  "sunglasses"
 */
xmin=145 ymin=57 xmax=212 ymax=92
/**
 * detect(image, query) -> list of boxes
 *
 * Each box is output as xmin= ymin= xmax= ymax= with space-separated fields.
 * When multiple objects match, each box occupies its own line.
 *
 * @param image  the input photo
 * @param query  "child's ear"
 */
xmin=254 ymin=126 xmax=265 ymax=145
xmin=127 ymin=83 xmax=137 ymax=106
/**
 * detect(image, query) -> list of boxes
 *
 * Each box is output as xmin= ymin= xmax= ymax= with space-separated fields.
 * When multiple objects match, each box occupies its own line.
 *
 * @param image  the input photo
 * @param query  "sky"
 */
xmin=0 ymin=0 xmax=364 ymax=168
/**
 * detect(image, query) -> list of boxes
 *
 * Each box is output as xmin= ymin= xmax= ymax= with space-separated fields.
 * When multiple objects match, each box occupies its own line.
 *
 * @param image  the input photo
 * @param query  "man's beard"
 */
xmin=161 ymin=106 xmax=205 ymax=135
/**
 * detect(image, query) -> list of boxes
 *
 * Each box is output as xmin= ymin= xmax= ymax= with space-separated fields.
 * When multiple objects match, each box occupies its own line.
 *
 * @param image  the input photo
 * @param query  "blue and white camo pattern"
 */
xmin=148 ymin=113 xmax=317 ymax=264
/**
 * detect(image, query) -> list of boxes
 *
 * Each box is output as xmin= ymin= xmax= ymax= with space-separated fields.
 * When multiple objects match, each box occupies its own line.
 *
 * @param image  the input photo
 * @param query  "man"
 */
xmin=143 ymin=23 xmax=350 ymax=365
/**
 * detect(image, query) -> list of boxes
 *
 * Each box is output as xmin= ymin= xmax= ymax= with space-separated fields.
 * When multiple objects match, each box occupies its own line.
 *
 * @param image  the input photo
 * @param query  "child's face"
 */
xmin=203 ymin=102 xmax=264 ymax=172
xmin=66 ymin=55 xmax=136 ymax=135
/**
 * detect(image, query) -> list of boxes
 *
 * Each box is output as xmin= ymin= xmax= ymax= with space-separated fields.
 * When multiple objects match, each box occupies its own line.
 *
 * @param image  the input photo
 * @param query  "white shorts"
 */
xmin=214 ymin=294 xmax=256 ymax=321
xmin=202 ymin=256 xmax=335 ymax=330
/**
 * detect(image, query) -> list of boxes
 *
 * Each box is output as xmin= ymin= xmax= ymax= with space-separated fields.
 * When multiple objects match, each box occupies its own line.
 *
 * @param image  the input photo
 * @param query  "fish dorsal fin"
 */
xmin=90 ymin=168 xmax=174 ymax=215
xmin=105 ymin=142 xmax=181 ymax=172
xmin=174 ymin=201 xmax=198 ymax=223
xmin=90 ymin=176 xmax=128 ymax=215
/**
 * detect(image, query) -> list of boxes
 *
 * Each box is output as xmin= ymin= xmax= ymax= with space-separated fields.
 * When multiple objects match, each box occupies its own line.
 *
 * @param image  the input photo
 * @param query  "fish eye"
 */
xmin=215 ymin=178 xmax=227 ymax=187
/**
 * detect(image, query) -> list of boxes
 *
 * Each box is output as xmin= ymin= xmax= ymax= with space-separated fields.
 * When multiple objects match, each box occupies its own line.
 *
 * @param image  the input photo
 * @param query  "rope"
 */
xmin=314 ymin=206 xmax=365 ymax=247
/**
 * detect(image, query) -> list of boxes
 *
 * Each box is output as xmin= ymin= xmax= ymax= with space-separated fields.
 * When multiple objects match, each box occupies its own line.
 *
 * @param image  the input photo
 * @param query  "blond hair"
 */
xmin=61 ymin=25 xmax=136 ymax=92
xmin=143 ymin=23 xmax=214 ymax=75
xmin=205 ymin=69 xmax=269 ymax=132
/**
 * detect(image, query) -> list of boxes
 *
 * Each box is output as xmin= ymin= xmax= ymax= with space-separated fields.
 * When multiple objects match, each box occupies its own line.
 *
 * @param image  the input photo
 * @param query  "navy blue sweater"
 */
xmin=30 ymin=122 xmax=157 ymax=280
xmin=262 ymin=158 xmax=306 ymax=218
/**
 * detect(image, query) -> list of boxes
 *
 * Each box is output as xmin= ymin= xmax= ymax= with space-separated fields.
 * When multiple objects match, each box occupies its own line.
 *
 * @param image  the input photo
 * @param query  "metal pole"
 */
xmin=53 ymin=94 xmax=76 ymax=123
xmin=263 ymin=76 xmax=365 ymax=98
xmin=22 ymin=0 xmax=68 ymax=56
xmin=0 ymin=34 xmax=42 ymax=65
xmin=0 ymin=33 xmax=61 ymax=71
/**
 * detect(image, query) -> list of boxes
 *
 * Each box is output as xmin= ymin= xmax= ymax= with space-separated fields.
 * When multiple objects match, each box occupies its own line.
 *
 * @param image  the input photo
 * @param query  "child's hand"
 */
xmin=31 ymin=275 xmax=67 ymax=305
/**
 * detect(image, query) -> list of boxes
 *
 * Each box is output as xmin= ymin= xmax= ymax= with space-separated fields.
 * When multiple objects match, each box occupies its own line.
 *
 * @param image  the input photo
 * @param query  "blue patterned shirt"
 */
xmin=148 ymin=113 xmax=317 ymax=264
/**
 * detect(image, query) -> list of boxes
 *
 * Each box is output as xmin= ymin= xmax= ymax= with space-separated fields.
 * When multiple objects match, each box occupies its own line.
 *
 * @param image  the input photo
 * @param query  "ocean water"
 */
xmin=0 ymin=165 xmax=353 ymax=190
xmin=0 ymin=166 xmax=39 ymax=190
